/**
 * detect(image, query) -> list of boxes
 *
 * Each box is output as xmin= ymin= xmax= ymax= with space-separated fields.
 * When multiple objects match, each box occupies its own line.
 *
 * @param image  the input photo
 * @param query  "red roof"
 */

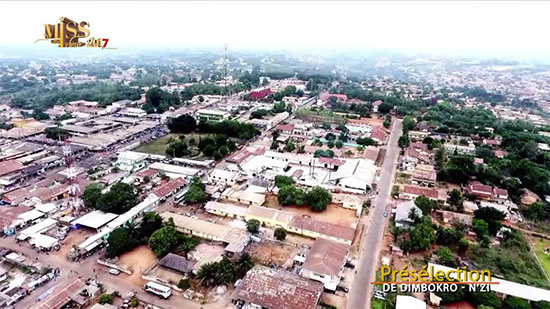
xmin=466 ymin=181 xmax=493 ymax=196
xmin=0 ymin=160 xmax=23 ymax=177
xmin=320 ymin=92 xmax=348 ymax=102
xmin=251 ymin=88 xmax=271 ymax=100
xmin=318 ymin=156 xmax=345 ymax=166
xmin=135 ymin=168 xmax=158 ymax=178
xmin=493 ymin=187 xmax=508 ymax=197
xmin=410 ymin=142 xmax=428 ymax=151
xmin=370 ymin=126 xmax=387 ymax=142
xmin=276 ymin=124 xmax=294 ymax=132
xmin=372 ymin=100 xmax=382 ymax=107
xmin=226 ymin=149 xmax=252 ymax=164
xmin=403 ymin=185 xmax=439 ymax=199
xmin=154 ymin=177 xmax=186 ymax=199
xmin=289 ymin=216 xmax=355 ymax=242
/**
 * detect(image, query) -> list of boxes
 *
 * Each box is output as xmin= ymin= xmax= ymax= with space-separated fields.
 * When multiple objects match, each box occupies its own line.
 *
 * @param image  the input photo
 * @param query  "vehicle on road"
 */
xmin=144 ymin=281 xmax=171 ymax=299
xmin=109 ymin=268 xmax=120 ymax=275
xmin=383 ymin=211 xmax=388 ymax=217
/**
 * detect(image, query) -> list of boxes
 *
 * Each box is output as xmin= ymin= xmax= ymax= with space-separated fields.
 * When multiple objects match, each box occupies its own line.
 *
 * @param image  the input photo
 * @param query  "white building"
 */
xmin=208 ymin=169 xmax=239 ymax=186
xmin=116 ymin=151 xmax=147 ymax=172
xmin=197 ymin=109 xmax=230 ymax=122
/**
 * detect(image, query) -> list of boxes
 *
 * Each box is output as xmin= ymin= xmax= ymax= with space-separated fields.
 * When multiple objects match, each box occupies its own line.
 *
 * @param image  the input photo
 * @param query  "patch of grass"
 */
xmin=135 ymin=133 xmax=178 ymax=155
xmin=467 ymin=230 xmax=550 ymax=288
xmin=534 ymin=238 xmax=550 ymax=278
xmin=371 ymin=297 xmax=384 ymax=309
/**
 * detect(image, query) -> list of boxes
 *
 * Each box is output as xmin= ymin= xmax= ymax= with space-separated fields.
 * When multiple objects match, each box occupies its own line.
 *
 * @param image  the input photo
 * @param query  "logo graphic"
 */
xmin=36 ymin=17 xmax=114 ymax=49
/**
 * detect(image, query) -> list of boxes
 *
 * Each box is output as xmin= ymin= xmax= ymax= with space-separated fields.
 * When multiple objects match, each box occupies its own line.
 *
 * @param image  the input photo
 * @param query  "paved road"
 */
xmin=347 ymin=118 xmax=402 ymax=309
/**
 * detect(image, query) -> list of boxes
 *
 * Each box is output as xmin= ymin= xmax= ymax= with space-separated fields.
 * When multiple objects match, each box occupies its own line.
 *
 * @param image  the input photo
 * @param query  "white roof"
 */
xmin=133 ymin=193 xmax=160 ymax=213
xmin=118 ymin=151 xmax=147 ymax=161
xmin=78 ymin=227 xmax=113 ymax=251
xmin=198 ymin=109 xmax=229 ymax=116
xmin=19 ymin=218 xmax=57 ymax=238
xmin=172 ymin=157 xmax=214 ymax=167
xmin=429 ymin=263 xmax=550 ymax=302
xmin=331 ymin=159 xmax=376 ymax=186
xmin=17 ymin=209 xmax=45 ymax=222
xmin=34 ymin=203 xmax=56 ymax=214
xmin=395 ymin=201 xmax=422 ymax=224
xmin=72 ymin=210 xmax=118 ymax=229
xmin=210 ymin=168 xmax=239 ymax=180
xmin=149 ymin=162 xmax=200 ymax=177
xmin=396 ymin=295 xmax=426 ymax=309
xmin=29 ymin=233 xmax=58 ymax=248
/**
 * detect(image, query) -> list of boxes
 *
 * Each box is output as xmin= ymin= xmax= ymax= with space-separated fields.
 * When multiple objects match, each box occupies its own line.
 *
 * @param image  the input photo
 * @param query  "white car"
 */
xmin=109 ymin=268 xmax=120 ymax=275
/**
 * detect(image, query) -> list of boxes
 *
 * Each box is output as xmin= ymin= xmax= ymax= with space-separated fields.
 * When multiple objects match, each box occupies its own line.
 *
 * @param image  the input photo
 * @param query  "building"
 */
xmin=394 ymin=201 xmax=422 ymax=229
xmin=232 ymin=265 xmax=324 ymax=309
xmin=118 ymin=107 xmax=146 ymax=118
xmin=197 ymin=109 xmax=230 ymax=122
xmin=221 ymin=188 xmax=265 ymax=207
xmin=250 ymin=88 xmax=271 ymax=100
xmin=208 ymin=169 xmax=239 ymax=186
xmin=115 ymin=151 xmax=147 ymax=172
xmin=400 ymin=185 xmax=446 ymax=203
xmin=153 ymin=177 xmax=186 ymax=201
xmin=300 ymin=238 xmax=349 ymax=291
xmin=160 ymin=212 xmax=250 ymax=256
xmin=158 ymin=253 xmax=195 ymax=274
xmin=204 ymin=201 xmax=247 ymax=220
xmin=520 ymin=188 xmax=541 ymax=206
xmin=444 ymin=143 xmax=476 ymax=156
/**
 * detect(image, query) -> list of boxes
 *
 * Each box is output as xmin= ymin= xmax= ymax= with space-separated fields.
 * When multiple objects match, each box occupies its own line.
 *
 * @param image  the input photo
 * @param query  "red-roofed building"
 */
xmin=493 ymin=187 xmax=508 ymax=201
xmin=0 ymin=160 xmax=23 ymax=177
xmin=372 ymin=100 xmax=382 ymax=113
xmin=250 ymin=88 xmax=271 ymax=100
xmin=520 ymin=188 xmax=540 ymax=206
xmin=153 ymin=177 xmax=186 ymax=201
xmin=494 ymin=149 xmax=508 ymax=158
xmin=370 ymin=126 xmax=388 ymax=143
xmin=319 ymin=92 xmax=348 ymax=102
xmin=465 ymin=181 xmax=493 ymax=200
xmin=275 ymin=124 xmax=294 ymax=134
xmin=226 ymin=149 xmax=252 ymax=164
xmin=401 ymin=185 xmax=446 ymax=202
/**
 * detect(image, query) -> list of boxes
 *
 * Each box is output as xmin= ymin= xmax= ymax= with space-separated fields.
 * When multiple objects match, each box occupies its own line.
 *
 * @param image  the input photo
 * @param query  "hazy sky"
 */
xmin=1 ymin=1 xmax=549 ymax=60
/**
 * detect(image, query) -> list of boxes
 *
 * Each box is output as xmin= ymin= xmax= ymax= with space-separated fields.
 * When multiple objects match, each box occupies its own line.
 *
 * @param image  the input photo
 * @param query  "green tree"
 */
xmin=274 ymin=175 xmax=294 ymax=188
xmin=98 ymin=294 xmax=114 ymax=305
xmin=526 ymin=201 xmax=547 ymax=221
xmin=335 ymin=140 xmax=344 ymax=149
xmin=148 ymin=226 xmax=180 ymax=257
xmin=533 ymin=301 xmax=550 ymax=309
xmin=177 ymin=278 xmax=191 ymax=290
xmin=235 ymin=252 xmax=255 ymax=276
xmin=274 ymin=228 xmax=287 ymax=241
xmin=305 ymin=186 xmax=332 ymax=212
xmin=179 ymin=235 xmax=200 ymax=253
xmin=402 ymin=116 xmax=416 ymax=133
xmin=502 ymin=296 xmax=530 ymax=309
xmin=327 ymin=140 xmax=335 ymax=148
xmin=137 ymin=212 xmax=163 ymax=240
xmin=277 ymin=185 xmax=306 ymax=206
xmin=448 ymin=189 xmax=464 ymax=211
xmin=402 ymin=217 xmax=435 ymax=251
xmin=97 ymin=182 xmax=137 ymax=214
xmin=82 ymin=183 xmax=103 ymax=209
xmin=474 ymin=207 xmax=505 ymax=235
xmin=398 ymin=134 xmax=409 ymax=148
xmin=472 ymin=218 xmax=489 ymax=239
xmin=185 ymin=177 xmax=207 ymax=203
xmin=106 ymin=226 xmax=139 ymax=258
xmin=414 ymin=195 xmax=436 ymax=215
xmin=467 ymin=291 xmax=501 ymax=308
xmin=246 ymin=219 xmax=260 ymax=234
xmin=435 ymin=246 xmax=456 ymax=267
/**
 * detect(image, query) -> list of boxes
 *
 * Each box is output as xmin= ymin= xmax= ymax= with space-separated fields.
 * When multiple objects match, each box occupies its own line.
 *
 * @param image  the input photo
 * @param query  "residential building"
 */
xmin=300 ymin=238 xmax=349 ymax=291
xmin=115 ymin=151 xmax=147 ymax=172
xmin=197 ymin=109 xmax=230 ymax=122
xmin=209 ymin=169 xmax=239 ymax=186
xmin=232 ymin=265 xmax=324 ymax=309
xmin=394 ymin=201 xmax=422 ymax=229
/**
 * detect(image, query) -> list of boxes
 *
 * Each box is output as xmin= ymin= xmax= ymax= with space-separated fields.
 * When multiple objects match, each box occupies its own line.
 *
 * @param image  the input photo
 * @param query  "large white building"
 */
xmin=116 ymin=151 xmax=147 ymax=172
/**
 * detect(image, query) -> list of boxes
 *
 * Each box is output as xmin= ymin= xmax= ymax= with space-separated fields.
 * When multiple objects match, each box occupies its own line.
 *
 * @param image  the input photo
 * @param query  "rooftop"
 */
xmin=302 ymin=238 xmax=349 ymax=276
xmin=233 ymin=265 xmax=324 ymax=309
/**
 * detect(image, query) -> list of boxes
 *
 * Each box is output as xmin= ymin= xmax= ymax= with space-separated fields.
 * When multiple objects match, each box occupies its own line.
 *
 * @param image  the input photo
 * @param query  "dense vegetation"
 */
xmin=82 ymin=182 xmax=137 ymax=214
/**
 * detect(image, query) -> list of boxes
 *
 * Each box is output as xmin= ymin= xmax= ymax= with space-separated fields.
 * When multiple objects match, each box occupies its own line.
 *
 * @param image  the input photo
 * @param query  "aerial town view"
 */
xmin=1 ymin=1 xmax=550 ymax=309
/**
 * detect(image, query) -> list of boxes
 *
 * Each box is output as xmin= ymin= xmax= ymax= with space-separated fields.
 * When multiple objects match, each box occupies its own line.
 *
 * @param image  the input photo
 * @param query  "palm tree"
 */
xmin=235 ymin=253 xmax=254 ymax=277
xmin=197 ymin=262 xmax=218 ymax=286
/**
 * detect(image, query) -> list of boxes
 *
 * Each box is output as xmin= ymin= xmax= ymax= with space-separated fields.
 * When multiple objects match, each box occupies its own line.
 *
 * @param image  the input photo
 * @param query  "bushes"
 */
xmin=277 ymin=185 xmax=332 ymax=212
xmin=274 ymin=228 xmax=287 ymax=241
xmin=82 ymin=182 xmax=136 ymax=214
xmin=246 ymin=219 xmax=260 ymax=234
xmin=98 ymin=293 xmax=114 ymax=305
xmin=185 ymin=177 xmax=207 ymax=203
xmin=149 ymin=226 xmax=180 ymax=257
xmin=177 ymin=278 xmax=191 ymax=290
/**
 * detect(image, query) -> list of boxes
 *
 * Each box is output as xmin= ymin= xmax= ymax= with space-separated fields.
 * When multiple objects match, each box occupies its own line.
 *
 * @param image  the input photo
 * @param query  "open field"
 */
xmin=533 ymin=238 xmax=550 ymax=278
xmin=134 ymin=133 xmax=178 ymax=155
xmin=117 ymin=245 xmax=158 ymax=286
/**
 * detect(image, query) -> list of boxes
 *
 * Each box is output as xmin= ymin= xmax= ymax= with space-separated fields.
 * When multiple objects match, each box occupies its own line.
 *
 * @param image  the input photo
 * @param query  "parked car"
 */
xmin=109 ymin=268 xmax=120 ymax=275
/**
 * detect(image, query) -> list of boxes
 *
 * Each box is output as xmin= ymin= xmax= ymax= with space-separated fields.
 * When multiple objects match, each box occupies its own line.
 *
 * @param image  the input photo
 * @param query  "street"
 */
xmin=347 ymin=118 xmax=402 ymax=309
